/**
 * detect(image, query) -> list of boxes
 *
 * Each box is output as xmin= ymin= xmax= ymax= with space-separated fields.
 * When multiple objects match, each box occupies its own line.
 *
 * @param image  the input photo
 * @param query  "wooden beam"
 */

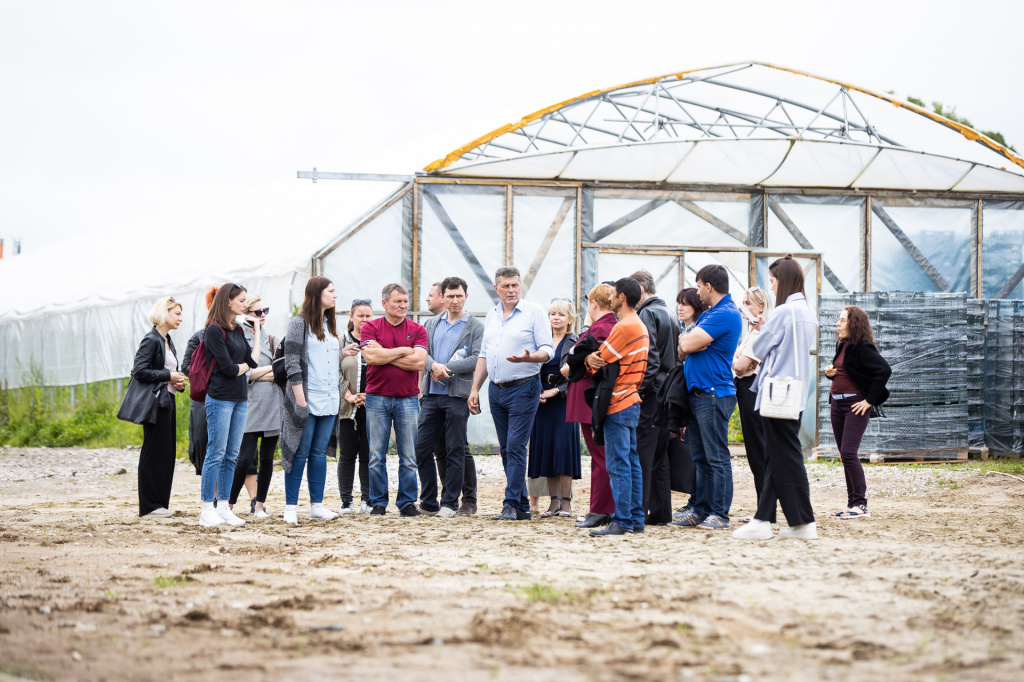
xmin=871 ymin=204 xmax=951 ymax=292
xmin=996 ymin=261 xmax=1024 ymax=299
xmin=674 ymin=199 xmax=749 ymax=245
xmin=769 ymin=202 xmax=849 ymax=293
xmin=423 ymin=192 xmax=500 ymax=304
xmin=523 ymin=196 xmax=575 ymax=293
xmin=504 ymin=186 xmax=513 ymax=266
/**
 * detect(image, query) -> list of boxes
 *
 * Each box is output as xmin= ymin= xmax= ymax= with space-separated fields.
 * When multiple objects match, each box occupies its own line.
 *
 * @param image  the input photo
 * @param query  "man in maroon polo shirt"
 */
xmin=360 ymin=283 xmax=429 ymax=516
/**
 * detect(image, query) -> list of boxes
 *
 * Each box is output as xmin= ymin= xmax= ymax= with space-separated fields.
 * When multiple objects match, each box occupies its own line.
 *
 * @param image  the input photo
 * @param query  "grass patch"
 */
xmin=977 ymin=457 xmax=1024 ymax=476
xmin=515 ymin=580 xmax=580 ymax=604
xmin=153 ymin=575 xmax=189 ymax=589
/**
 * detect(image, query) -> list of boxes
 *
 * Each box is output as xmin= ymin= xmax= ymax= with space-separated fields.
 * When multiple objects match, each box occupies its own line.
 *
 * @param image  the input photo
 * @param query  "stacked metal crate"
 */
xmin=984 ymin=300 xmax=1024 ymax=454
xmin=817 ymin=292 xmax=968 ymax=457
xmin=966 ymin=300 xmax=987 ymax=451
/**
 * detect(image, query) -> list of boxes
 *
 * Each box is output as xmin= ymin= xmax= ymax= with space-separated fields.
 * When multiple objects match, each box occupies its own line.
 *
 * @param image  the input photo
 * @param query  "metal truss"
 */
xmin=453 ymin=63 xmax=906 ymax=164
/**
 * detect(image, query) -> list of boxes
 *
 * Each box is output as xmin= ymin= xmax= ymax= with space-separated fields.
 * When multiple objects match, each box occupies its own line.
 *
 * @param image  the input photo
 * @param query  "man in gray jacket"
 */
xmin=631 ymin=270 xmax=682 ymax=526
xmin=415 ymin=276 xmax=485 ymax=517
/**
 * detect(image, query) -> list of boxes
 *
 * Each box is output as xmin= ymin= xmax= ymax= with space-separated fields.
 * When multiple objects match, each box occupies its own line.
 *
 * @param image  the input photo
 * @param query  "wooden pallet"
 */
xmin=810 ymin=448 xmax=969 ymax=464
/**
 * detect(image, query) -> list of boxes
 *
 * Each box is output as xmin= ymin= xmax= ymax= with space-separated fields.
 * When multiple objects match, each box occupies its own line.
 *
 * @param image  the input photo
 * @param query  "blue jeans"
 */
xmin=202 ymin=397 xmax=248 ymax=502
xmin=603 ymin=403 xmax=644 ymax=531
xmin=489 ymin=377 xmax=540 ymax=514
xmin=285 ymin=413 xmax=333 ymax=505
xmin=687 ymin=388 xmax=736 ymax=520
xmin=366 ymin=394 xmax=419 ymax=510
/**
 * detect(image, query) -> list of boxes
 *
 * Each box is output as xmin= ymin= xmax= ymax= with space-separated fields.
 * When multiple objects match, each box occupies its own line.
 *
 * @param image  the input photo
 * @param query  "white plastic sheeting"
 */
xmin=983 ymin=202 xmax=1024 ymax=299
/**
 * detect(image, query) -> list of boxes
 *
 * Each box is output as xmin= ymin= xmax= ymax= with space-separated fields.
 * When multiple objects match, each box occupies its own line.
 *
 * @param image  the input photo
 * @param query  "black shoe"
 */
xmin=400 ymin=505 xmax=421 ymax=517
xmin=250 ymin=498 xmax=257 ymax=515
xmin=575 ymin=513 xmax=610 ymax=529
xmin=631 ymin=526 xmax=646 ymax=534
xmin=491 ymin=505 xmax=517 ymax=521
xmin=590 ymin=521 xmax=629 ymax=537
xmin=370 ymin=506 xmax=387 ymax=516
xmin=515 ymin=509 xmax=532 ymax=521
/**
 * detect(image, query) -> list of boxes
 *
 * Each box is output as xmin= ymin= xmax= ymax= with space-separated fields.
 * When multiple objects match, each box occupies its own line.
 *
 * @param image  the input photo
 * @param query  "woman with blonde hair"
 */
xmin=731 ymin=286 xmax=772 ymax=521
xmin=228 ymin=294 xmax=282 ymax=519
xmin=129 ymin=297 xmax=187 ymax=518
xmin=528 ymin=298 xmax=580 ymax=518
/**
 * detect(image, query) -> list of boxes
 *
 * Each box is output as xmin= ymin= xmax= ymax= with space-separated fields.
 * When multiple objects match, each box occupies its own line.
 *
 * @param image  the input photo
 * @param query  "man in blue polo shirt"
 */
xmin=671 ymin=264 xmax=742 ymax=530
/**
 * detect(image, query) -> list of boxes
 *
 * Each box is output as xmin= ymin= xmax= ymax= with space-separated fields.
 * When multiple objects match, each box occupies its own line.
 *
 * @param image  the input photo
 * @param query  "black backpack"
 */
xmin=271 ymin=335 xmax=288 ymax=388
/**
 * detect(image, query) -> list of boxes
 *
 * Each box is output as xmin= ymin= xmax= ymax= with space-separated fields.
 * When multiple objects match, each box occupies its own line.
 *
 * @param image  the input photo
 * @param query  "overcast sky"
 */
xmin=2 ymin=0 xmax=1022 ymax=258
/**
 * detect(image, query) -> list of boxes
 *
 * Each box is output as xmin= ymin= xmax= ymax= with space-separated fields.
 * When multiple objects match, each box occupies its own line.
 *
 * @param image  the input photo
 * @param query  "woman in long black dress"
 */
xmin=528 ymin=298 xmax=580 ymax=519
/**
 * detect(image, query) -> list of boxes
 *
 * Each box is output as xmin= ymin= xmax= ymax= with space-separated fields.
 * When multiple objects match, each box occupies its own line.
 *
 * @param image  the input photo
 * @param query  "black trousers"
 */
xmin=638 ymin=395 xmax=672 ymax=524
xmin=435 ymin=432 xmax=477 ymax=506
xmin=229 ymin=431 xmax=278 ymax=505
xmin=139 ymin=404 xmax=176 ymax=516
xmin=735 ymin=375 xmax=767 ymax=504
xmin=337 ymin=406 xmax=370 ymax=506
xmin=416 ymin=394 xmax=471 ymax=511
xmin=755 ymin=413 xmax=815 ymax=526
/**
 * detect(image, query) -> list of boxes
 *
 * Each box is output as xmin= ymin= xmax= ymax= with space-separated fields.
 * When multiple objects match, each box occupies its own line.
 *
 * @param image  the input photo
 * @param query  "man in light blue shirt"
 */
xmin=469 ymin=266 xmax=554 ymax=521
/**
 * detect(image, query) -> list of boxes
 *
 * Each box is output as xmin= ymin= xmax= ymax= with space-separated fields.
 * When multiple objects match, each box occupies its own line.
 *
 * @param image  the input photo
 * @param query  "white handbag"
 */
xmin=758 ymin=306 xmax=804 ymax=421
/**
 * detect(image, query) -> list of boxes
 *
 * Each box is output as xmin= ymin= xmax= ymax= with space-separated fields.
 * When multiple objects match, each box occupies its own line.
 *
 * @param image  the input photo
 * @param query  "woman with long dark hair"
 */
xmin=824 ymin=306 xmax=891 ymax=519
xmin=733 ymin=256 xmax=819 ymax=541
xmin=281 ymin=276 xmax=350 ymax=524
xmin=228 ymin=294 xmax=282 ymax=519
xmin=338 ymin=299 xmax=373 ymax=514
xmin=199 ymin=283 xmax=261 ymax=528
xmin=131 ymin=296 xmax=186 ymax=517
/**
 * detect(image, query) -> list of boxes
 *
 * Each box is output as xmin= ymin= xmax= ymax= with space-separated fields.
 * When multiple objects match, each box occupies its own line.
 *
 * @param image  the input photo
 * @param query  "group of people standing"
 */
xmin=127 ymin=254 xmax=891 ymax=539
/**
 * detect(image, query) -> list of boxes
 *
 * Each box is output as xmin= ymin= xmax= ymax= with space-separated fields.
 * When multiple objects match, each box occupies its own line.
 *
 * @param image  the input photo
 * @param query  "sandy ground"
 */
xmin=1 ymin=446 xmax=1024 ymax=682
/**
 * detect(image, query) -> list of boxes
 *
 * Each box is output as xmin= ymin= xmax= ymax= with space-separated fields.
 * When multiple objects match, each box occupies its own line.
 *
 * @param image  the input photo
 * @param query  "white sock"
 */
xmin=285 ymin=505 xmax=297 ymax=511
xmin=203 ymin=501 xmax=214 ymax=511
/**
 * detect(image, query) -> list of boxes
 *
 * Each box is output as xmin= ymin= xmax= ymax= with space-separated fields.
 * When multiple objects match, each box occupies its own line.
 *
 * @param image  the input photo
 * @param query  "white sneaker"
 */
xmin=199 ymin=507 xmax=225 ymax=527
xmin=310 ymin=503 xmax=338 ymax=520
xmin=283 ymin=505 xmax=298 ymax=525
xmin=437 ymin=507 xmax=457 ymax=518
xmin=339 ymin=502 xmax=354 ymax=515
xmin=779 ymin=522 xmax=818 ymax=540
xmin=144 ymin=508 xmax=173 ymax=518
xmin=216 ymin=505 xmax=245 ymax=527
xmin=359 ymin=501 xmax=372 ymax=514
xmin=732 ymin=519 xmax=773 ymax=540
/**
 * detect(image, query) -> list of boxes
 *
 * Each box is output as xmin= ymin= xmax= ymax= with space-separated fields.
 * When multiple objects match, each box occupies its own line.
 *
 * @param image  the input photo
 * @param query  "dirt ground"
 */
xmin=1 ymin=446 xmax=1023 ymax=682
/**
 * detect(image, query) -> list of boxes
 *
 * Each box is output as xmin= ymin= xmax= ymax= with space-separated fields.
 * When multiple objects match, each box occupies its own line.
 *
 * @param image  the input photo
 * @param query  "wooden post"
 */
xmin=864 ymin=196 xmax=872 ymax=291
xmin=504 ymin=185 xmax=513 ymax=266
xmin=976 ymin=198 xmax=984 ymax=299
xmin=575 ymin=187 xmax=582 ymax=317
xmin=411 ymin=182 xmax=420 ymax=309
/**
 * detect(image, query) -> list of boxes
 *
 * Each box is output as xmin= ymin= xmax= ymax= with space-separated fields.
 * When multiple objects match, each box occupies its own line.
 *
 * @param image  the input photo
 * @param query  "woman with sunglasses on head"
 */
xmin=824 ymin=306 xmax=890 ymax=520
xmin=338 ymin=298 xmax=374 ymax=514
xmin=227 ymin=295 xmax=282 ymax=519
xmin=731 ymin=286 xmax=772 ymax=522
xmin=199 ymin=283 xmax=262 ymax=528
xmin=528 ymin=298 xmax=581 ymax=519
xmin=131 ymin=296 xmax=187 ymax=518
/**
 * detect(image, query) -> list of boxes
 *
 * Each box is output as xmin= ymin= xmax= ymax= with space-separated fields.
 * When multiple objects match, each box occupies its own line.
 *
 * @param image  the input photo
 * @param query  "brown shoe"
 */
xmin=456 ymin=502 xmax=477 ymax=516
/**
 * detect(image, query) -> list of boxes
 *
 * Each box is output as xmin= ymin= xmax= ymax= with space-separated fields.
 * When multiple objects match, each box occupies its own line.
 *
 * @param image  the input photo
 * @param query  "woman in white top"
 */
xmin=731 ymin=286 xmax=771 ymax=522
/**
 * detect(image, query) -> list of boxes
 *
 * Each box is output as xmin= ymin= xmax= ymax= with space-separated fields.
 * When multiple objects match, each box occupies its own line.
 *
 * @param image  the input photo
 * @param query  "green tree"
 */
xmin=905 ymin=96 xmax=1016 ymax=152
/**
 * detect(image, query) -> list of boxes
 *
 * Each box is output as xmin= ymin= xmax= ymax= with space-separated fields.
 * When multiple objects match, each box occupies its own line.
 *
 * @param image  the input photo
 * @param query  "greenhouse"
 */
xmin=3 ymin=62 xmax=1023 ymax=453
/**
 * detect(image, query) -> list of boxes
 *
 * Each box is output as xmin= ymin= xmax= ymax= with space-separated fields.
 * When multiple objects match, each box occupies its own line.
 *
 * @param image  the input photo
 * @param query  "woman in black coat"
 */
xmin=131 ymin=297 xmax=187 ymax=517
xmin=823 ymin=305 xmax=891 ymax=520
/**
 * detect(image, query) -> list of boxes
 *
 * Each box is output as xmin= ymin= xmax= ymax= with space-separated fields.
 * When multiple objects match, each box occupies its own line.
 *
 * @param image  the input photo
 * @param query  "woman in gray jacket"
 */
xmin=338 ymin=299 xmax=374 ymax=514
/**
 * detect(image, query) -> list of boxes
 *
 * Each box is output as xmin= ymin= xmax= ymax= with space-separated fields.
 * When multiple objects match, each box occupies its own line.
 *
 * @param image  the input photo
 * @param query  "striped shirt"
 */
xmin=598 ymin=313 xmax=649 ymax=415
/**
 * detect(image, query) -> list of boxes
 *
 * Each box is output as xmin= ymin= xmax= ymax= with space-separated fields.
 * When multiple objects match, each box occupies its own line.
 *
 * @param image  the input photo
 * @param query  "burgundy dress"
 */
xmin=567 ymin=312 xmax=617 ymax=515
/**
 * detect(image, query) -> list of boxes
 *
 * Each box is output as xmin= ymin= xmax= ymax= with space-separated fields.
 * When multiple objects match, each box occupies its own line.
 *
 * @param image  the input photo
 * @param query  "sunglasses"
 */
xmin=352 ymin=299 xmax=372 ymax=308
xmin=550 ymin=297 xmax=572 ymax=303
xmin=250 ymin=308 xmax=269 ymax=316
